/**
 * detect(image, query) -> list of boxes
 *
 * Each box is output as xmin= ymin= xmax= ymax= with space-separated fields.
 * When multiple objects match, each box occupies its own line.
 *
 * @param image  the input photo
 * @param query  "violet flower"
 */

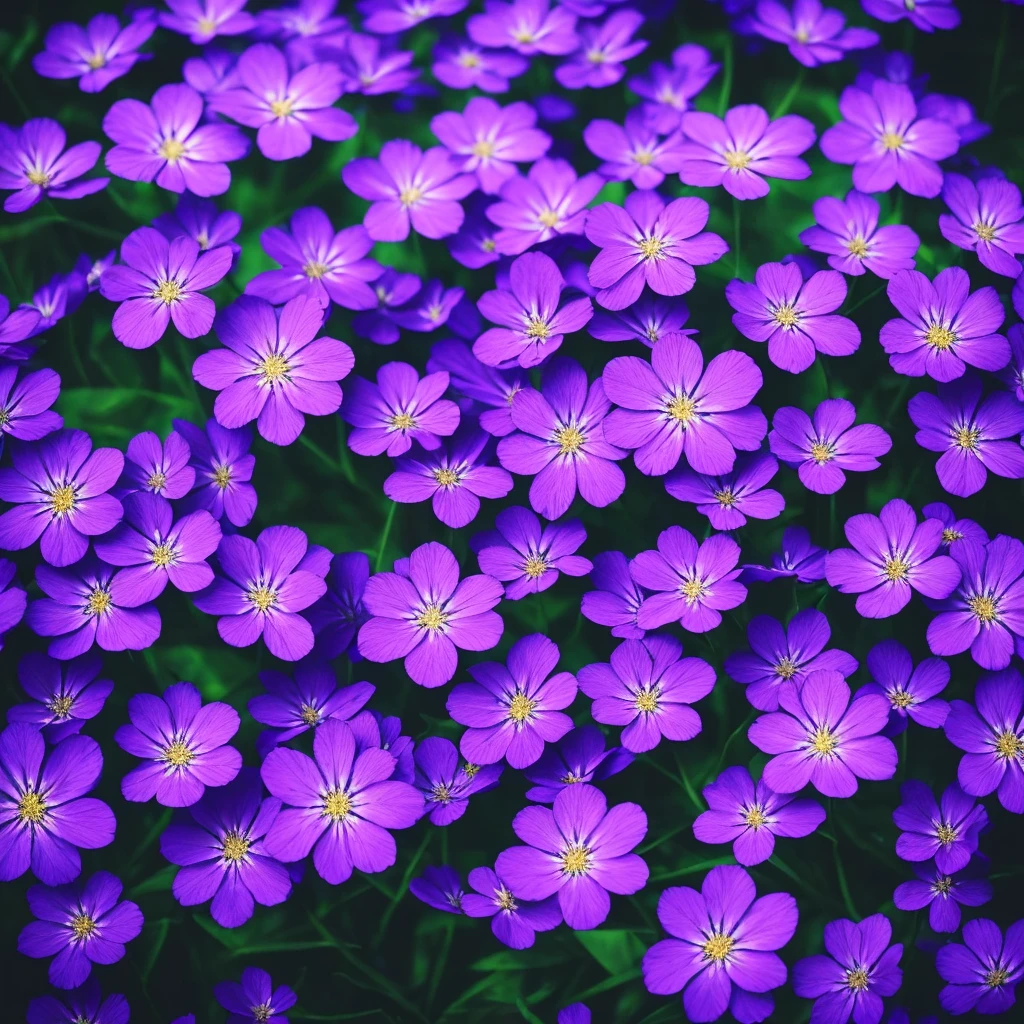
xmin=432 ymin=37 xmax=528 ymax=93
xmin=738 ymin=525 xmax=828 ymax=584
xmin=665 ymin=452 xmax=784 ymax=531
xmin=555 ymin=10 xmax=647 ymax=90
xmin=413 ymin=738 xmax=502 ymax=825
xmin=581 ymin=550 xmax=649 ymax=638
xmin=0 ymin=295 xmax=40 ymax=357
xmin=589 ymin=293 xmax=696 ymax=347
xmin=214 ymin=968 xmax=296 ymax=1024
xmin=463 ymin=865 xmax=562 ymax=948
xmin=860 ymin=0 xmax=960 ymax=31
xmin=332 ymin=33 xmax=419 ymax=95
xmin=117 ymin=429 xmax=193 ymax=501
xmin=523 ymin=725 xmax=633 ymax=803
xmin=894 ymin=859 xmax=992 ymax=934
xmin=359 ymin=0 xmax=468 ymax=32
xmin=749 ymin=0 xmax=878 ymax=67
xmin=173 ymin=418 xmax=257 ymax=528
xmin=858 ymin=639 xmax=950 ymax=735
xmin=467 ymin=0 xmax=579 ymax=55
xmin=159 ymin=0 xmax=255 ymax=43
xmin=923 ymin=501 xmax=989 ymax=549
xmin=152 ymin=192 xmax=242 ymax=258
xmin=939 ymin=173 xmax=1024 ymax=278
xmin=8 ymin=652 xmax=112 ymax=743
xmin=936 ymin=918 xmax=1024 ymax=1015
xmin=628 ymin=43 xmax=719 ymax=133
xmin=0 ymin=366 xmax=62 ymax=442
xmin=583 ymin=109 xmax=685 ymax=190
xmin=388 ymin=280 xmax=466 ymax=334
xmin=411 ymin=865 xmax=465 ymax=914
xmin=305 ymin=552 xmax=370 ymax=660
xmin=892 ymin=780 xmax=988 ymax=873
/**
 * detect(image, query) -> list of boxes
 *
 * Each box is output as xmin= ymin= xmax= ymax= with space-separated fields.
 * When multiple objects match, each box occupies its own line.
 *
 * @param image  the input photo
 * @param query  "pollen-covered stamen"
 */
xmin=795 ymin=26 xmax=810 ymax=42
xmin=87 ymin=587 xmax=112 ymax=616
xmin=560 ymin=842 xmax=592 ymax=876
xmin=968 ymin=594 xmax=998 ymax=623
xmin=251 ymin=1004 xmax=272 ymax=1023
xmin=985 ymin=966 xmax=1010 ymax=988
xmin=883 ymin=555 xmax=910 ymax=582
xmin=723 ymin=150 xmax=751 ymax=170
xmin=270 ymin=97 xmax=294 ymax=119
xmin=925 ymin=324 xmax=956 ymax=350
xmin=774 ymin=657 xmax=798 ymax=680
xmin=537 ymin=208 xmax=560 ymax=228
xmin=932 ymin=874 xmax=954 ymax=896
xmin=433 ymin=467 xmax=461 ymax=487
xmin=71 ymin=913 xmax=97 ymax=941
xmin=27 ymin=169 xmax=51 ymax=186
xmin=323 ymin=789 xmax=351 ymax=820
xmin=936 ymin=823 xmax=958 ymax=845
xmin=18 ymin=790 xmax=47 ymax=824
xmin=523 ymin=554 xmax=549 ymax=578
xmin=300 ymin=703 xmax=321 ymax=726
xmin=153 ymin=280 xmax=184 ymax=305
xmin=744 ymin=805 xmax=767 ymax=829
xmin=512 ymin=26 xmax=536 ymax=43
xmin=994 ymin=730 xmax=1023 ymax=760
xmin=431 ymin=783 xmax=453 ymax=804
xmin=632 ymin=148 xmax=656 ymax=166
xmin=496 ymin=886 xmax=518 ymax=911
xmin=150 ymin=543 xmax=175 ymax=567
xmin=48 ymin=694 xmax=75 ymax=718
xmin=389 ymin=412 xmax=417 ymax=432
xmin=399 ymin=186 xmax=423 ymax=207
xmin=221 ymin=830 xmax=251 ymax=861
xmin=555 ymin=425 xmax=585 ymax=455
xmin=810 ymin=440 xmax=835 ymax=464
xmin=446 ymin=891 xmax=464 ymax=909
xmin=846 ymin=236 xmax=870 ymax=258
xmin=416 ymin=604 xmax=448 ymax=631
xmin=973 ymin=222 xmax=997 ymax=243
xmin=258 ymin=353 xmax=290 ymax=385
xmin=86 ymin=52 xmax=107 ymax=70
xmin=463 ymin=763 xmax=481 ymax=779
xmin=247 ymin=585 xmax=279 ymax=613
xmin=771 ymin=303 xmax=801 ymax=328
xmin=213 ymin=464 xmax=233 ymax=489
xmin=508 ymin=692 xmax=536 ymax=723
xmin=471 ymin=138 xmax=497 ymax=158
xmin=163 ymin=740 xmax=195 ymax=768
xmin=159 ymin=138 xmax=186 ymax=163
xmin=845 ymin=967 xmax=870 ymax=990
xmin=49 ymin=484 xmax=77 ymax=516
xmin=147 ymin=471 xmax=167 ymax=491
xmin=303 ymin=261 xmax=328 ymax=279
xmin=586 ymin=48 xmax=607 ymax=64
xmin=953 ymin=426 xmax=981 ymax=451
xmin=197 ymin=16 xmax=218 ymax=34
xmin=942 ymin=528 xmax=964 ymax=544
xmin=561 ymin=772 xmax=585 ymax=784
xmin=634 ymin=687 xmax=659 ymax=713
xmin=810 ymin=725 xmax=837 ymax=756
xmin=702 ymin=933 xmax=734 ymax=962
xmin=680 ymin=578 xmax=707 ymax=604
xmin=880 ymin=132 xmax=904 ymax=151
xmin=637 ymin=235 xmax=665 ymax=260
xmin=525 ymin=315 xmax=550 ymax=339
xmin=458 ymin=51 xmax=481 ymax=68
xmin=666 ymin=394 xmax=696 ymax=424
xmin=714 ymin=489 xmax=737 ymax=507
xmin=889 ymin=689 xmax=915 ymax=709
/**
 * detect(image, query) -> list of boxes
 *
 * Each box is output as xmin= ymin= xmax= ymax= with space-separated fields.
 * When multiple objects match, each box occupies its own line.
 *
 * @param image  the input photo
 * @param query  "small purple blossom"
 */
xmin=627 ymin=43 xmax=719 ymax=133
xmin=333 ymin=33 xmax=419 ymax=95
xmin=152 ymin=192 xmax=242 ymax=257
xmin=584 ymin=110 xmax=685 ymax=190
xmin=0 ymin=366 xmax=62 ymax=442
xmin=173 ymin=418 xmax=257 ymax=528
xmin=860 ymin=0 xmax=960 ymax=31
xmin=858 ymin=640 xmax=950 ymax=735
xmin=214 ymin=968 xmax=296 ymax=1024
xmin=936 ymin=919 xmax=1024 ymax=1015
xmin=523 ymin=725 xmax=633 ymax=803
xmin=411 ymin=864 xmax=465 ymax=913
xmin=738 ymin=525 xmax=828 ymax=584
xmin=581 ymin=550 xmax=648 ymax=638
xmin=159 ymin=0 xmax=255 ymax=43
xmin=413 ymin=737 xmax=502 ymax=825
xmin=893 ymin=780 xmax=988 ymax=872
xmin=26 ymin=978 xmax=130 ymax=1024
xmin=666 ymin=452 xmax=784 ymax=531
xmin=388 ymin=280 xmax=466 ymax=334
xmin=8 ymin=652 xmax=112 ymax=743
xmin=0 ymin=294 xmax=40 ymax=357
xmin=750 ymin=0 xmax=878 ymax=67
xmin=894 ymin=858 xmax=992 ymax=934
xmin=118 ymin=430 xmax=194 ymax=501
xmin=463 ymin=865 xmax=562 ymax=948
xmin=939 ymin=173 xmax=1024 ymax=278
xmin=923 ymin=501 xmax=989 ymax=549
xmin=306 ymin=552 xmax=370 ymax=660
xmin=555 ymin=10 xmax=647 ymax=90
xmin=467 ymin=0 xmax=579 ymax=55
xmin=432 ymin=37 xmax=528 ymax=93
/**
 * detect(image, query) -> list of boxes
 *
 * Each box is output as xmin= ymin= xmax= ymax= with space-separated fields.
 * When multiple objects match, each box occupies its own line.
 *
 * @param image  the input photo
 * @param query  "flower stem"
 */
xmin=717 ymin=36 xmax=734 ymax=117
xmin=773 ymin=68 xmax=806 ymax=119
xmin=733 ymin=197 xmax=742 ymax=276
xmin=374 ymin=500 xmax=398 ymax=572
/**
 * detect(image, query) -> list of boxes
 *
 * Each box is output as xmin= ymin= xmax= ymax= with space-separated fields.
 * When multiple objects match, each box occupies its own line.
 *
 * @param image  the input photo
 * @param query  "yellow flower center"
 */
xmin=537 ymin=209 xmax=560 ymax=228
xmin=933 ymin=875 xmax=954 ymax=895
xmin=48 ymin=694 xmax=75 ymax=718
xmin=942 ymin=528 xmax=963 ymax=543
xmin=635 ymin=687 xmax=659 ymax=713
xmin=399 ymin=187 xmax=423 ymax=207
xmin=18 ymin=790 xmax=47 ymax=823
xmin=775 ymin=657 xmax=798 ymax=680
xmin=936 ymin=823 xmax=958 ymax=845
xmin=27 ymin=169 xmax=51 ymax=186
xmin=390 ymin=412 xmax=416 ymax=431
xmin=702 ymin=933 xmax=734 ymax=961
xmin=810 ymin=441 xmax=835 ymax=464
xmin=160 ymin=138 xmax=186 ymax=163
xmin=221 ymin=830 xmax=250 ymax=861
xmin=433 ymin=468 xmax=460 ymax=487
xmin=638 ymin=236 xmax=664 ymax=260
xmin=50 ymin=485 xmax=76 ymax=515
xmin=561 ymin=843 xmax=591 ymax=876
xmin=508 ymin=692 xmax=536 ymax=722
xmin=270 ymin=98 xmax=294 ymax=119
xmin=525 ymin=316 xmax=550 ymax=339
xmin=300 ymin=703 xmax=321 ymax=726
xmin=153 ymin=280 xmax=183 ymax=305
xmin=512 ymin=28 xmax=535 ymax=42
xmin=846 ymin=236 xmax=869 ymax=258
xmin=953 ymin=426 xmax=980 ymax=451
xmin=147 ymin=471 xmax=167 ymax=491
xmin=846 ymin=967 xmax=870 ymax=991
xmin=881 ymin=132 xmax=904 ymax=151
xmin=197 ymin=232 xmax=210 ymax=250
xmin=524 ymin=555 xmax=548 ymax=578
xmin=586 ymin=49 xmax=607 ymax=64
xmin=811 ymin=725 xmax=837 ymax=756
xmin=431 ymin=783 xmax=452 ymax=804
xmin=772 ymin=303 xmax=801 ymax=328
xmin=723 ymin=149 xmax=751 ymax=170
xmin=417 ymin=604 xmax=448 ymax=631
xmin=71 ymin=914 xmax=96 ymax=940
xmin=214 ymin=464 xmax=232 ymax=489
xmin=86 ymin=52 xmax=107 ymax=69
xmin=259 ymin=353 xmax=289 ymax=384
xmin=561 ymin=772 xmax=585 ymax=784
xmin=884 ymin=556 xmax=910 ymax=582
xmin=87 ymin=587 xmax=111 ymax=616
xmin=303 ymin=261 xmax=328 ymax=279
xmin=681 ymin=578 xmax=706 ymax=603
xmin=151 ymin=544 xmax=174 ymax=567
xmin=458 ymin=52 xmax=481 ymax=68
xmin=163 ymin=740 xmax=195 ymax=767
xmin=463 ymin=763 xmax=481 ymax=778
xmin=471 ymin=139 xmax=496 ymax=158
xmin=247 ymin=586 xmax=278 ymax=612
xmin=890 ymin=689 xmax=914 ymax=709
xmin=995 ymin=730 xmax=1023 ymax=759
xmin=925 ymin=325 xmax=956 ymax=350
xmin=497 ymin=886 xmax=517 ymax=911
xmin=633 ymin=149 xmax=655 ymax=166
xmin=323 ymin=790 xmax=351 ymax=820
xmin=482 ymin=239 xmax=496 ymax=252
xmin=556 ymin=425 xmax=585 ymax=455
xmin=986 ymin=967 xmax=1010 ymax=988
xmin=197 ymin=16 xmax=217 ymax=33
xmin=795 ymin=28 xmax=810 ymax=42
xmin=252 ymin=1006 xmax=271 ymax=1024
xmin=974 ymin=222 xmax=996 ymax=243
xmin=969 ymin=594 xmax=998 ymax=622
xmin=745 ymin=806 xmax=767 ymax=829
xmin=666 ymin=395 xmax=696 ymax=424
xmin=714 ymin=489 xmax=736 ymax=507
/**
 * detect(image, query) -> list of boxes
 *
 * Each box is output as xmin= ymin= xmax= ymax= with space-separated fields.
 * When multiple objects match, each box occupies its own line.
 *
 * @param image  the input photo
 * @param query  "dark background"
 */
xmin=2 ymin=0 xmax=1024 ymax=1020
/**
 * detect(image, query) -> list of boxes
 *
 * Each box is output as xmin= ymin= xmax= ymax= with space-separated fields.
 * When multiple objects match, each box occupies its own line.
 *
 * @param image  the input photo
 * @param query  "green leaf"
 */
xmin=574 ymin=929 xmax=646 ymax=975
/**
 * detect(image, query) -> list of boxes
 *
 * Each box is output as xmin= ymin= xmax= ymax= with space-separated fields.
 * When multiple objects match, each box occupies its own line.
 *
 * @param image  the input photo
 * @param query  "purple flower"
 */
xmin=194 ymin=525 xmax=328 ymax=662
xmin=448 ymin=195 xmax=501 ymax=269
xmin=306 ymin=552 xmax=370 ymax=660
xmin=858 ymin=640 xmax=950 ymax=735
xmin=799 ymin=190 xmax=919 ymax=278
xmin=485 ymin=158 xmax=604 ymax=255
xmin=666 ymin=452 xmax=784 ymax=531
xmin=115 ymin=680 xmax=241 ymax=808
xmin=333 ymin=33 xmax=418 ymax=95
xmin=93 ymin=493 xmax=221 ymax=605
xmin=584 ymin=110 xmax=684 ymax=190
xmin=523 ymin=725 xmax=632 ymax=803
xmin=724 ymin=609 xmax=857 ymax=712
xmin=351 ymin=269 xmax=422 ymax=345
xmin=159 ymin=0 xmax=255 ymax=43
xmin=8 ymin=653 xmax=112 ymax=743
xmin=880 ymin=267 xmax=1008 ymax=381
xmin=497 ymin=357 xmax=626 ymax=520
xmin=749 ymin=671 xmax=898 ymax=797
xmin=628 ymin=43 xmax=719 ymax=133
xmin=100 ymin=227 xmax=231 ymax=348
xmin=893 ymin=780 xmax=987 ymax=872
xmin=342 ymin=362 xmax=460 ymax=457
xmin=557 ymin=1006 xmax=591 ymax=1024
xmin=0 ymin=119 xmax=107 ymax=214
xmin=342 ymin=140 xmax=475 ymax=243
xmin=159 ymin=769 xmax=290 ymax=928
xmin=589 ymin=294 xmax=696 ymax=348
xmin=214 ymin=968 xmax=296 ymax=1024
xmin=820 ymin=81 xmax=959 ymax=199
xmin=447 ymin=633 xmax=576 ymax=769
xmin=358 ymin=541 xmax=503 ymax=688
xmin=792 ymin=914 xmax=903 ymax=1024
xmin=27 ymin=558 xmax=161 ymax=660
xmin=33 ymin=12 xmax=155 ymax=92
xmin=578 ymin=634 xmax=714 ymax=753
xmin=103 ymin=83 xmax=249 ymax=196
xmin=173 ymin=418 xmax=257 ymax=528
xmin=473 ymin=505 xmax=591 ymax=600
xmin=24 ymin=270 xmax=87 ymax=337
xmin=0 ymin=723 xmax=114 ymax=885
xmin=261 ymin=720 xmax=423 ymax=884
xmin=26 ymin=978 xmax=129 ymax=1024
xmin=825 ymin=498 xmax=961 ymax=618
xmin=727 ymin=261 xmax=859 ymax=373
xmin=431 ymin=97 xmax=550 ymax=195
xmin=585 ymin=191 xmax=727 ymax=311
xmin=630 ymin=526 xmax=745 ymax=633
xmin=770 ymin=398 xmax=892 ymax=494
xmin=182 ymin=46 xmax=240 ymax=98
xmin=210 ymin=44 xmax=355 ymax=162
xmin=693 ymin=766 xmax=825 ymax=866
xmin=923 ymin=501 xmax=989 ymax=549
xmin=939 ymin=173 xmax=1024 ymax=278
xmin=738 ymin=525 xmax=827 ymax=584
xmin=909 ymin=376 xmax=1024 ymax=497
xmin=463 ymin=864 xmax=562 ymax=948
xmin=384 ymin=429 xmax=512 ymax=529
xmin=17 ymin=871 xmax=143 ymax=989
xmin=467 ymin=0 xmax=579 ymax=55
xmin=193 ymin=295 xmax=355 ymax=447
xmin=474 ymin=252 xmax=594 ymax=368
xmin=0 ymin=294 xmax=40 ymax=357
xmin=359 ymin=0 xmax=467 ymax=32
xmin=945 ymin=668 xmax=1024 ymax=813
xmin=581 ymin=550 xmax=648 ymax=638
xmin=413 ymin=737 xmax=502 ymax=825
xmin=675 ymin=104 xmax=815 ymax=200
xmin=118 ymin=430 xmax=194 ymax=500
xmin=0 ymin=366 xmax=62 ymax=442
xmin=0 ymin=429 xmax=123 ymax=567
xmin=936 ymin=918 xmax=1024 ymax=1015
xmin=432 ymin=37 xmax=528 ymax=93
xmin=495 ymin=783 xmax=647 ymax=930
xmin=860 ymin=0 xmax=960 ymax=31
xmin=602 ymin=333 xmax=766 ymax=477
xmin=428 ymin=339 xmax=527 ymax=436
xmin=411 ymin=864 xmax=465 ymax=913
xmin=894 ymin=858 xmax=992 ymax=934
xmin=750 ymin=0 xmax=878 ymax=66
xmin=388 ymin=280 xmax=466 ymax=334
xmin=152 ymin=192 xmax=242 ymax=257
xmin=643 ymin=864 xmax=798 ymax=1023
xmin=555 ymin=10 xmax=647 ymax=90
